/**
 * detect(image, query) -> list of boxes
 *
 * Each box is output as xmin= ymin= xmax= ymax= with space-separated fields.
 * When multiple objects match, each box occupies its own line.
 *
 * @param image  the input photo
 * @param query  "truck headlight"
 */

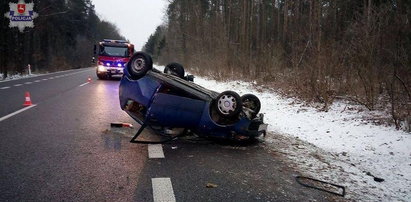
xmin=97 ymin=65 xmax=107 ymax=72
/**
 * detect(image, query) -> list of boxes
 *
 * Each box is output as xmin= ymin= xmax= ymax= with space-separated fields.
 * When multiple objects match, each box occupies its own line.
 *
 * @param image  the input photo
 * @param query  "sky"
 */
xmin=91 ymin=0 xmax=168 ymax=51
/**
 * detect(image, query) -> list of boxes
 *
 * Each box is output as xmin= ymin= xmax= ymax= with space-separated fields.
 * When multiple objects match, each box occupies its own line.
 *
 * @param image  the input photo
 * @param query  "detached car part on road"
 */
xmin=119 ymin=52 xmax=267 ymax=143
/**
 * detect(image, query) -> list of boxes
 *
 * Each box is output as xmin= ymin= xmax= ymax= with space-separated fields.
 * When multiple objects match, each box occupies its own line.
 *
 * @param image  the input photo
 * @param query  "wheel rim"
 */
xmin=217 ymin=95 xmax=237 ymax=115
xmin=243 ymin=98 xmax=257 ymax=111
xmin=165 ymin=67 xmax=178 ymax=76
xmin=165 ymin=68 xmax=173 ymax=75
xmin=241 ymin=94 xmax=261 ymax=119
xmin=132 ymin=57 xmax=145 ymax=73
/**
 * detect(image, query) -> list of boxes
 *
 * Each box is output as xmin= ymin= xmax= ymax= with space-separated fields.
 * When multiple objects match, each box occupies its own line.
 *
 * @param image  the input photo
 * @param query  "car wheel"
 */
xmin=164 ymin=62 xmax=185 ymax=79
xmin=214 ymin=91 xmax=242 ymax=118
xmin=127 ymin=51 xmax=153 ymax=80
xmin=241 ymin=94 xmax=261 ymax=119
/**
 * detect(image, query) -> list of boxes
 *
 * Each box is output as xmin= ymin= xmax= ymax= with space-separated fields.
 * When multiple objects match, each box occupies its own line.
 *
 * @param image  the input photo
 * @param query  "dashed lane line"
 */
xmin=79 ymin=82 xmax=89 ymax=87
xmin=152 ymin=178 xmax=176 ymax=202
xmin=0 ymin=68 xmax=90 ymax=83
xmin=148 ymin=144 xmax=165 ymax=159
xmin=2 ymin=71 xmax=93 ymax=90
xmin=0 ymin=105 xmax=37 ymax=123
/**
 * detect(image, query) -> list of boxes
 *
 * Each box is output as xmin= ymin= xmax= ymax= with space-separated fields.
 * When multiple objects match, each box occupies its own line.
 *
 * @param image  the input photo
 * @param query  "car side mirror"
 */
xmin=185 ymin=75 xmax=194 ymax=82
xmin=91 ymin=57 xmax=96 ymax=64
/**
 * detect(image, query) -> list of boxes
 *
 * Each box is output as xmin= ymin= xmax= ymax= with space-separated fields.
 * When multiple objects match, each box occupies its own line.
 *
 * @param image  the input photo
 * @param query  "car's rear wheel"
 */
xmin=164 ymin=62 xmax=185 ymax=79
xmin=241 ymin=94 xmax=261 ymax=119
xmin=214 ymin=91 xmax=242 ymax=118
xmin=127 ymin=52 xmax=153 ymax=80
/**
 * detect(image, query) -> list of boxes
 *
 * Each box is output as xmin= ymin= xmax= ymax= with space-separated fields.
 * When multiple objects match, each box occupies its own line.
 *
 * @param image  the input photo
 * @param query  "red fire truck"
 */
xmin=94 ymin=39 xmax=135 ymax=79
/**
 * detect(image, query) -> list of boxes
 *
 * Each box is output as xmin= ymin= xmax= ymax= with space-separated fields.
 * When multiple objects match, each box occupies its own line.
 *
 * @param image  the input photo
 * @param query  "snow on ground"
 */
xmin=163 ymin=65 xmax=411 ymax=201
xmin=0 ymin=73 xmax=40 ymax=82
xmin=0 ymin=68 xmax=79 ymax=82
xmin=5 ymin=67 xmax=409 ymax=200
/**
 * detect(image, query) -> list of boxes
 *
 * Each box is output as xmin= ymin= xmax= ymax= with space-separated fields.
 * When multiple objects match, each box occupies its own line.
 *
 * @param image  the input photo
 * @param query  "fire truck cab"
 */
xmin=94 ymin=39 xmax=135 ymax=79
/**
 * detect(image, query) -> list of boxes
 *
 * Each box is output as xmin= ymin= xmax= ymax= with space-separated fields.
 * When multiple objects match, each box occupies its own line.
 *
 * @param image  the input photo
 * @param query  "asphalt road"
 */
xmin=0 ymin=68 xmax=339 ymax=201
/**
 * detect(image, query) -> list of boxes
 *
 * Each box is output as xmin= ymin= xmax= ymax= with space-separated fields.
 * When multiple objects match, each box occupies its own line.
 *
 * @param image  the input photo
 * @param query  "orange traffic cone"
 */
xmin=23 ymin=92 xmax=33 ymax=106
xmin=87 ymin=76 xmax=92 ymax=82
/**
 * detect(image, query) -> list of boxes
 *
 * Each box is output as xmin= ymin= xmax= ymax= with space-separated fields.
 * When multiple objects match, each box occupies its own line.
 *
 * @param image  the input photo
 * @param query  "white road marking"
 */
xmin=24 ymin=82 xmax=32 ymax=84
xmin=14 ymin=84 xmax=22 ymax=87
xmin=0 ymin=68 xmax=91 ymax=84
xmin=48 ymin=77 xmax=54 ymax=79
xmin=34 ymin=80 xmax=41 ymax=82
xmin=148 ymin=144 xmax=165 ymax=158
xmin=42 ymin=79 xmax=48 ymax=81
xmin=152 ymin=178 xmax=176 ymax=202
xmin=1 ymin=86 xmax=10 ymax=89
xmin=79 ymin=82 xmax=89 ymax=87
xmin=0 ymin=105 xmax=37 ymax=122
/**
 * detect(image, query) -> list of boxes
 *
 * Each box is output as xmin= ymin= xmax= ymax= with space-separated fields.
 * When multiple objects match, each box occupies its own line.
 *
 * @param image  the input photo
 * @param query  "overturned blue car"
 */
xmin=119 ymin=52 xmax=267 ymax=143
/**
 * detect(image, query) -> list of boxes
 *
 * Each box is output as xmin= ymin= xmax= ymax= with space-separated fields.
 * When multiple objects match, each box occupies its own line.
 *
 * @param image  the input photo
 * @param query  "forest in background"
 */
xmin=0 ymin=0 xmax=124 ymax=76
xmin=144 ymin=0 xmax=411 ymax=130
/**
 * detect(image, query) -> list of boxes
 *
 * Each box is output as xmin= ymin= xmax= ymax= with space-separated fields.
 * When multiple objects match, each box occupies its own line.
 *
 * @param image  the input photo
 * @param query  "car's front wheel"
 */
xmin=127 ymin=52 xmax=153 ymax=80
xmin=241 ymin=94 xmax=261 ymax=119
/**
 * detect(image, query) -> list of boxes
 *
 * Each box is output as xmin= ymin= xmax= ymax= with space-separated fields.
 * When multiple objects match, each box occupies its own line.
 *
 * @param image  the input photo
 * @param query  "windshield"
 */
xmin=99 ymin=45 xmax=129 ymax=57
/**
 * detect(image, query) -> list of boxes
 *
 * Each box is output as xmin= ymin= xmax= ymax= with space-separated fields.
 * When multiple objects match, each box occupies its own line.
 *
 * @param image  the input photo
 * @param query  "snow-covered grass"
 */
xmin=155 ymin=65 xmax=410 ymax=201
xmin=0 ymin=68 xmax=80 ymax=82
xmin=0 ymin=73 xmax=40 ymax=82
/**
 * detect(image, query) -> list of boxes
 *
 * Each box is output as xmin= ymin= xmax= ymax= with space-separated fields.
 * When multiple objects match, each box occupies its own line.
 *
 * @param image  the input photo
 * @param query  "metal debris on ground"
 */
xmin=365 ymin=171 xmax=385 ymax=182
xmin=295 ymin=176 xmax=345 ymax=197
xmin=110 ymin=122 xmax=133 ymax=128
xmin=206 ymin=183 xmax=218 ymax=188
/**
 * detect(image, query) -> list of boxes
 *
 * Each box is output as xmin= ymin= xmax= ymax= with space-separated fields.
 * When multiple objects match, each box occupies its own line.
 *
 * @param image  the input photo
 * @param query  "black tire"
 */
xmin=241 ymin=94 xmax=261 ymax=119
xmin=164 ymin=62 xmax=185 ymax=79
xmin=214 ymin=91 xmax=242 ymax=118
xmin=127 ymin=51 xmax=153 ymax=80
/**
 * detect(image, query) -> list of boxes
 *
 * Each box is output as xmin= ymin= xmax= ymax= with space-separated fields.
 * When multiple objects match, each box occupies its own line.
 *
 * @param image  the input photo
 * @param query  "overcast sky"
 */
xmin=91 ymin=0 xmax=168 ymax=50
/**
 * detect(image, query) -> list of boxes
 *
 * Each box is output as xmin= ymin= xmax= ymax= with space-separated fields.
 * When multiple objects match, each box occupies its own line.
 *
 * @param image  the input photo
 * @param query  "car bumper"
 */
xmin=97 ymin=66 xmax=124 ymax=75
xmin=106 ymin=68 xmax=123 ymax=75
